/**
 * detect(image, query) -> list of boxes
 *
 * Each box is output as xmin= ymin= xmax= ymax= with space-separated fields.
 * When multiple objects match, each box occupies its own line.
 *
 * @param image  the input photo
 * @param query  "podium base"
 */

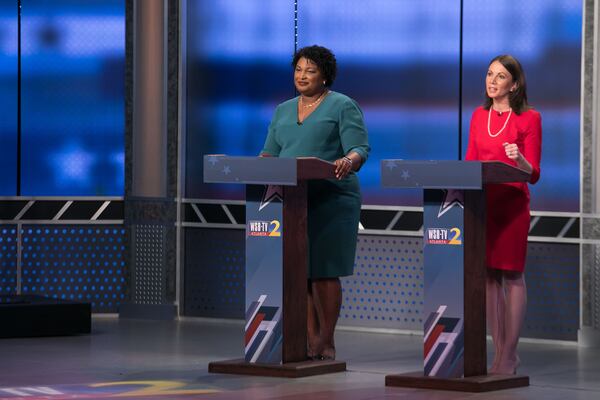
xmin=385 ymin=371 xmax=529 ymax=392
xmin=208 ymin=358 xmax=346 ymax=378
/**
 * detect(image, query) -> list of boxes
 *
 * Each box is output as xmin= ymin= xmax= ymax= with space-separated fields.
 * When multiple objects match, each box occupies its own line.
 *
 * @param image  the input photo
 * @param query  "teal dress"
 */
xmin=261 ymin=91 xmax=370 ymax=279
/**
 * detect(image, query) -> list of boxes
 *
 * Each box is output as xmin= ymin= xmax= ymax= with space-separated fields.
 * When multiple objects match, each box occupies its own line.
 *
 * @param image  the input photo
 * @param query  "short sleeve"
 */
xmin=260 ymin=106 xmax=282 ymax=157
xmin=339 ymin=100 xmax=371 ymax=166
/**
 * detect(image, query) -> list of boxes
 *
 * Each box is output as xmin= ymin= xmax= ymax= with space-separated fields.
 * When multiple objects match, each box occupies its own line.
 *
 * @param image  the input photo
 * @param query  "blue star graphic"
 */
xmin=208 ymin=155 xmax=219 ymax=166
xmin=222 ymin=165 xmax=231 ymax=175
xmin=401 ymin=170 xmax=410 ymax=180
xmin=50 ymin=143 xmax=96 ymax=185
xmin=385 ymin=160 xmax=397 ymax=170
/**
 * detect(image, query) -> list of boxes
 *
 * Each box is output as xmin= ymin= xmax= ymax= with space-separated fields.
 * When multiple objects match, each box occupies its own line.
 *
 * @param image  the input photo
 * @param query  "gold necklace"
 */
xmin=300 ymin=90 xmax=328 ymax=108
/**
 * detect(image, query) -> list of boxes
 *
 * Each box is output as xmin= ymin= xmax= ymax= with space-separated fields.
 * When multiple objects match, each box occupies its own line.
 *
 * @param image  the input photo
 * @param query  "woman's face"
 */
xmin=486 ymin=61 xmax=517 ymax=103
xmin=294 ymin=57 xmax=325 ymax=96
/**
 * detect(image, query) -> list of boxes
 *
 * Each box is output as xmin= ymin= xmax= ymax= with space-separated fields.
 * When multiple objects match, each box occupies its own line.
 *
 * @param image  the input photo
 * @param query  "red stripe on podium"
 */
xmin=245 ymin=313 xmax=265 ymax=346
xmin=424 ymin=324 xmax=445 ymax=358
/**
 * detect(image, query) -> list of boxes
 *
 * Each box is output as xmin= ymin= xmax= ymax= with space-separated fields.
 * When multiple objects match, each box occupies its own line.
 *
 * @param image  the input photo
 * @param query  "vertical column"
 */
xmin=121 ymin=0 xmax=179 ymax=319
xmin=580 ymin=0 xmax=600 ymax=346
xmin=131 ymin=0 xmax=167 ymax=197
xmin=282 ymin=182 xmax=308 ymax=363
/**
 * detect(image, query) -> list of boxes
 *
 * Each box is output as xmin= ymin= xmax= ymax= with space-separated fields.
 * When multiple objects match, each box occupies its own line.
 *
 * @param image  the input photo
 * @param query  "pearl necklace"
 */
xmin=299 ymin=90 xmax=328 ymax=108
xmin=487 ymin=107 xmax=512 ymax=137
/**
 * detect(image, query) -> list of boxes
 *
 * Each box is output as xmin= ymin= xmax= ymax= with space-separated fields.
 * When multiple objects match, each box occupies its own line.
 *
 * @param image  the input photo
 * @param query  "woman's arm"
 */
xmin=503 ymin=111 xmax=542 ymax=183
xmin=336 ymin=100 xmax=370 ymax=179
xmin=260 ymin=106 xmax=282 ymax=157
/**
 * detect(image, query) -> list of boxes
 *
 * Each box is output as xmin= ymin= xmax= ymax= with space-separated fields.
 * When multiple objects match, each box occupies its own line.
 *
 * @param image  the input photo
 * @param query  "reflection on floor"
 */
xmin=0 ymin=316 xmax=598 ymax=399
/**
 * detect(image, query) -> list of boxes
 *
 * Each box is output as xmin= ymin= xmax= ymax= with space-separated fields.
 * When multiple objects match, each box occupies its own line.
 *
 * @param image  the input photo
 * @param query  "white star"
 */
xmin=385 ymin=160 xmax=397 ymax=170
xmin=438 ymin=189 xmax=464 ymax=217
xmin=222 ymin=166 xmax=231 ymax=175
xmin=208 ymin=155 xmax=219 ymax=166
xmin=401 ymin=170 xmax=410 ymax=180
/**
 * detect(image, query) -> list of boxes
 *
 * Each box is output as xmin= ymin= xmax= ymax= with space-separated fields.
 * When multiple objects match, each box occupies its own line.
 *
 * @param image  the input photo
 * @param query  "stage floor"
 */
xmin=0 ymin=316 xmax=598 ymax=399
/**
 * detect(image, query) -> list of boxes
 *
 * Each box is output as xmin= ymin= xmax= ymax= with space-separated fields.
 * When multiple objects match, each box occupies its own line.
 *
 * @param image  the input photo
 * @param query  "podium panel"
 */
xmin=423 ymin=189 xmax=465 ymax=378
xmin=244 ymin=185 xmax=284 ymax=363
xmin=382 ymin=159 xmax=529 ymax=391
xmin=205 ymin=155 xmax=346 ymax=376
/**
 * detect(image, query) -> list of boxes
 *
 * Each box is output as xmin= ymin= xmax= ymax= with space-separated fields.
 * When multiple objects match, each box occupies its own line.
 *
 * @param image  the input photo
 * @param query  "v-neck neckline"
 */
xmin=296 ymin=91 xmax=332 ymax=125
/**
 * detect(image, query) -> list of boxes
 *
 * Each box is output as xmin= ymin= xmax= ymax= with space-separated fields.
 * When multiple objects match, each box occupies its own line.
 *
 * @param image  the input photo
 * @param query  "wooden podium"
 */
xmin=381 ymin=160 xmax=531 ymax=392
xmin=204 ymin=155 xmax=346 ymax=377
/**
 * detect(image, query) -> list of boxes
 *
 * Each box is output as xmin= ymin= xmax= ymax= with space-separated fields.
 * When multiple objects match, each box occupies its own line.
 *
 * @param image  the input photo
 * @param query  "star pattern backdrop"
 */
xmin=0 ymin=0 xmax=124 ymax=196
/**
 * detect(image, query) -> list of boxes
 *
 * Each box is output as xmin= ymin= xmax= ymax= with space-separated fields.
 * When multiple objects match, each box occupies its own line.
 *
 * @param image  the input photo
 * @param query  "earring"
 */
xmin=323 ymin=81 xmax=326 ymax=85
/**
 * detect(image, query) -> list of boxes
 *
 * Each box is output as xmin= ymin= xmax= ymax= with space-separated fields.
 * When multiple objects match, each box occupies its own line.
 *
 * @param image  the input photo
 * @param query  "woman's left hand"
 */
xmin=503 ymin=141 xmax=534 ymax=174
xmin=503 ymin=142 xmax=522 ymax=162
xmin=334 ymin=157 xmax=353 ymax=180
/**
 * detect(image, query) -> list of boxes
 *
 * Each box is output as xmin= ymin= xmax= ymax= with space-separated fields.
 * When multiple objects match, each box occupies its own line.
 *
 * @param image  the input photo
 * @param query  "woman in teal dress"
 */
xmin=261 ymin=45 xmax=370 ymax=360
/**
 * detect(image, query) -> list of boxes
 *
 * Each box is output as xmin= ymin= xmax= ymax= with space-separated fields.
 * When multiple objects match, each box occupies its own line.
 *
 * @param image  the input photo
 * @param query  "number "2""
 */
xmin=448 ymin=227 xmax=462 ymax=245
xmin=268 ymin=220 xmax=281 ymax=237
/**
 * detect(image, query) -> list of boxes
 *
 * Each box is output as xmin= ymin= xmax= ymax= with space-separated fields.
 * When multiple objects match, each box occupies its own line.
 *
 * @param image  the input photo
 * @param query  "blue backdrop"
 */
xmin=0 ymin=0 xmax=582 ymax=210
xmin=0 ymin=2 xmax=18 ymax=195
xmin=0 ymin=0 xmax=124 ymax=196
xmin=185 ymin=0 xmax=581 ymax=212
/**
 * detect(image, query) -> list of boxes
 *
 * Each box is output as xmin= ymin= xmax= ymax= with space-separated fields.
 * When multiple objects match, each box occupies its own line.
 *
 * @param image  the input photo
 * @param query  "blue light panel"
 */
xmin=186 ymin=0 xmax=581 ymax=210
xmin=20 ymin=0 xmax=124 ymax=195
xmin=0 ymin=3 xmax=18 ymax=195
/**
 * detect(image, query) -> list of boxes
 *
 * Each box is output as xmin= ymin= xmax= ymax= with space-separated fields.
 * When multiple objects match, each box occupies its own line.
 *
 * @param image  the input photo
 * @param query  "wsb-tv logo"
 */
xmin=247 ymin=220 xmax=281 ymax=237
xmin=426 ymin=227 xmax=462 ymax=245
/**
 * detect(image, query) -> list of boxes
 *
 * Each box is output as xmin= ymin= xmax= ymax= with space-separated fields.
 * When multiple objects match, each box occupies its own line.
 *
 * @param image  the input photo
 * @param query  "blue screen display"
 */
xmin=185 ymin=0 xmax=295 ymax=200
xmin=0 ymin=3 xmax=18 ymax=195
xmin=18 ymin=0 xmax=124 ymax=195
xmin=462 ymin=0 xmax=581 ymax=211
xmin=185 ymin=0 xmax=582 ymax=211
xmin=297 ymin=0 xmax=461 ymax=206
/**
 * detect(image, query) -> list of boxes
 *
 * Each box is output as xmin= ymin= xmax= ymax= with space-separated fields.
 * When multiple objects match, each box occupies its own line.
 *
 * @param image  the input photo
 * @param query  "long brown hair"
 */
xmin=483 ymin=54 xmax=530 ymax=114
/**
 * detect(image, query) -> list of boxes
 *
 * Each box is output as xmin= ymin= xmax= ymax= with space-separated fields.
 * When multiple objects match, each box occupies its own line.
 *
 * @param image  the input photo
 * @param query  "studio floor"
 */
xmin=0 ymin=316 xmax=598 ymax=399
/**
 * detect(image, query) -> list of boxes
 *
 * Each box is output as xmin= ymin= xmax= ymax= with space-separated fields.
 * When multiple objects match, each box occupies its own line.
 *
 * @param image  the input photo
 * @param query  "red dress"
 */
xmin=465 ymin=106 xmax=542 ymax=272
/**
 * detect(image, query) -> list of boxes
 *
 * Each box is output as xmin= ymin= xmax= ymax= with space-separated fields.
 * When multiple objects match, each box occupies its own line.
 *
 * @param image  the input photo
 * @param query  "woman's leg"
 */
xmin=307 ymin=281 xmax=321 ymax=359
xmin=486 ymin=268 xmax=505 ymax=373
xmin=311 ymin=277 xmax=342 ymax=359
xmin=496 ymin=271 xmax=526 ymax=374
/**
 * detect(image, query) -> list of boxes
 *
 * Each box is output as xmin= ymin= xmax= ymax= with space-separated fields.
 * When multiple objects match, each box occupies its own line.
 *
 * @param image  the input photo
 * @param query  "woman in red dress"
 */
xmin=466 ymin=55 xmax=542 ymax=375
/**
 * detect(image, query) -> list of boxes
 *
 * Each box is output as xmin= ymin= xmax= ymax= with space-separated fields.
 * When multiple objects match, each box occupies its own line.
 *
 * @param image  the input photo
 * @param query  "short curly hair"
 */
xmin=291 ymin=45 xmax=337 ymax=87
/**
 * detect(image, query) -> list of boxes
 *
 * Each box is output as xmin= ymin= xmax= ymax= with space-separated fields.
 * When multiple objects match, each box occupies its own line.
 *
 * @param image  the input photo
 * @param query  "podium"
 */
xmin=204 ymin=155 xmax=347 ymax=377
xmin=381 ymin=160 xmax=530 ymax=392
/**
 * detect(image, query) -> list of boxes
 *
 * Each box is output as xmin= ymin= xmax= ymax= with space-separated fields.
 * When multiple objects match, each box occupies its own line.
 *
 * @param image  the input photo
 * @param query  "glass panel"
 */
xmin=298 ymin=0 xmax=460 ymax=205
xmin=462 ymin=0 xmax=582 ymax=211
xmin=21 ymin=0 xmax=124 ymax=195
xmin=185 ymin=0 xmax=294 ymax=200
xmin=0 ymin=2 xmax=18 ymax=195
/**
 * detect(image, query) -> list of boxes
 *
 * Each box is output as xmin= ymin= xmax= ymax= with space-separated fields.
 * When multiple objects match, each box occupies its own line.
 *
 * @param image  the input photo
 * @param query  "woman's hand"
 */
xmin=503 ymin=142 xmax=522 ymax=162
xmin=334 ymin=156 xmax=353 ymax=180
xmin=503 ymin=142 xmax=533 ymax=174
